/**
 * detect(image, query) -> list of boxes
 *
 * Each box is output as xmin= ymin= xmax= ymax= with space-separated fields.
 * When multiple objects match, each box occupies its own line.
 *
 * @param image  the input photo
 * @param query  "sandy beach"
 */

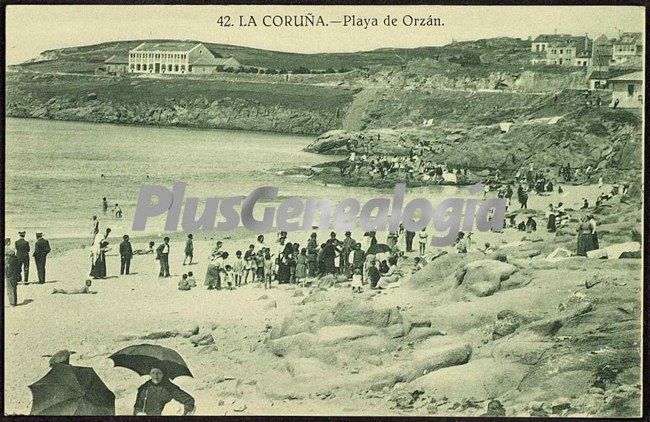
xmin=4 ymin=183 xmax=642 ymax=416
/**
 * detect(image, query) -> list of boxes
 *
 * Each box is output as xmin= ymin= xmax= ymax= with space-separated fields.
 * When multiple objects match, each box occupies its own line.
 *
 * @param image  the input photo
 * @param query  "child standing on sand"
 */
xmin=255 ymin=249 xmax=266 ymax=283
xmin=183 ymin=234 xmax=193 ymax=265
xmin=263 ymin=250 xmax=273 ymax=289
xmin=224 ymin=265 xmax=233 ymax=290
xmin=233 ymin=251 xmax=244 ymax=287
xmin=418 ymin=229 xmax=428 ymax=256
xmin=243 ymin=244 xmax=255 ymax=284
xmin=351 ymin=268 xmax=363 ymax=293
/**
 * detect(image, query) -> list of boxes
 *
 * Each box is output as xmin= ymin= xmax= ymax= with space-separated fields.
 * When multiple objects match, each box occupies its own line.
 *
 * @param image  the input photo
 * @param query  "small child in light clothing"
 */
xmin=263 ymin=250 xmax=273 ymax=289
xmin=187 ymin=271 xmax=196 ymax=288
xmin=351 ymin=268 xmax=363 ymax=293
xmin=418 ymin=229 xmax=428 ymax=256
xmin=224 ymin=265 xmax=234 ymax=290
xmin=233 ymin=251 xmax=244 ymax=287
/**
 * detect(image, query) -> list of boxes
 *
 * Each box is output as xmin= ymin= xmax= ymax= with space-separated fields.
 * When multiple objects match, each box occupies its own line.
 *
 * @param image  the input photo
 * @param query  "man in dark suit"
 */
xmin=14 ymin=231 xmax=30 ymax=283
xmin=119 ymin=234 xmax=133 ymax=275
xmin=156 ymin=237 xmax=170 ymax=277
xmin=33 ymin=232 xmax=51 ymax=283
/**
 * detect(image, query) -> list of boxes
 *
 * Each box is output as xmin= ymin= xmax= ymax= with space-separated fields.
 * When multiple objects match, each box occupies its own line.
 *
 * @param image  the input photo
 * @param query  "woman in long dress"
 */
xmin=295 ymin=248 xmax=308 ymax=283
xmin=576 ymin=216 xmax=596 ymax=256
xmin=90 ymin=233 xmax=109 ymax=279
xmin=546 ymin=204 xmax=557 ymax=232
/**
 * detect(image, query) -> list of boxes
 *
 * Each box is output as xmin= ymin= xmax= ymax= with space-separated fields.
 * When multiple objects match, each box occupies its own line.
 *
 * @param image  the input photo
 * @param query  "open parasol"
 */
xmin=29 ymin=365 xmax=115 ymax=416
xmin=109 ymin=344 xmax=193 ymax=379
xmin=367 ymin=243 xmax=392 ymax=255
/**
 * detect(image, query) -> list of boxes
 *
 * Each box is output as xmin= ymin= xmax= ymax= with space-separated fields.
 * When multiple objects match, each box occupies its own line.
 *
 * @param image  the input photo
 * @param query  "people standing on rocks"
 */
xmin=33 ymin=232 xmax=51 ymax=284
xmin=183 ymin=234 xmax=194 ymax=265
xmin=517 ymin=185 xmax=528 ymax=209
xmin=119 ymin=235 xmax=133 ymax=275
xmin=133 ymin=368 xmax=195 ymax=416
xmin=546 ymin=204 xmax=557 ymax=233
xmin=5 ymin=239 xmax=20 ymax=306
xmin=156 ymin=237 xmax=171 ymax=278
xmin=15 ymin=231 xmax=30 ymax=283
xmin=588 ymin=214 xmax=599 ymax=250
xmin=576 ymin=215 xmax=598 ymax=256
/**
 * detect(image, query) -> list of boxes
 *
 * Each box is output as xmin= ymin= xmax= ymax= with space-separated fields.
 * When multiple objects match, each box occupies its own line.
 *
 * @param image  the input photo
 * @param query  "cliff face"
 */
xmin=7 ymin=95 xmax=340 ymax=135
xmin=5 ymin=73 xmax=353 ymax=135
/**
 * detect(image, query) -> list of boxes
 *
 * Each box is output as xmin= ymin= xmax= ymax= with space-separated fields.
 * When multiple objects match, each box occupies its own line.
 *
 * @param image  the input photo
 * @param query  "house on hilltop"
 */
xmin=611 ymin=32 xmax=643 ymax=65
xmin=127 ymin=42 xmax=241 ymax=75
xmin=530 ymin=34 xmax=594 ymax=66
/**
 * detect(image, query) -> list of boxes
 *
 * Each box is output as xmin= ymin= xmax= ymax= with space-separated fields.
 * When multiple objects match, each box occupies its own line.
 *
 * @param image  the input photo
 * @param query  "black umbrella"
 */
xmin=109 ymin=344 xmax=192 ymax=379
xmin=29 ymin=364 xmax=115 ymax=416
xmin=367 ymin=243 xmax=392 ymax=255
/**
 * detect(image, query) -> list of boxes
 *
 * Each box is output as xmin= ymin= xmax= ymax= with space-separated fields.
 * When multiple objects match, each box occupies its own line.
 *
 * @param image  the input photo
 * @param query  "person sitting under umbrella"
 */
xmin=133 ymin=368 xmax=195 ymax=416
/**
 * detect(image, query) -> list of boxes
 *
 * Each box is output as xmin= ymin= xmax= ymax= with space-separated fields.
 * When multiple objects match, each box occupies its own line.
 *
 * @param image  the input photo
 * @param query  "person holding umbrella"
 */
xmin=133 ymin=368 xmax=195 ymax=416
xmin=110 ymin=344 xmax=195 ymax=416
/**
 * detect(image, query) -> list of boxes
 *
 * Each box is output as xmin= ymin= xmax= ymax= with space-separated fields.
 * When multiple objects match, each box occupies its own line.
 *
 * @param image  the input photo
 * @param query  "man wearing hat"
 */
xmin=340 ymin=231 xmax=356 ymax=276
xmin=33 ymin=232 xmax=51 ymax=284
xmin=14 ymin=231 xmax=30 ymax=283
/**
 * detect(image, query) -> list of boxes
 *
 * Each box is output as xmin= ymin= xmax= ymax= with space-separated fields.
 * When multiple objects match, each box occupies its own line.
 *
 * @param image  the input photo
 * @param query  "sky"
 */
xmin=5 ymin=5 xmax=645 ymax=65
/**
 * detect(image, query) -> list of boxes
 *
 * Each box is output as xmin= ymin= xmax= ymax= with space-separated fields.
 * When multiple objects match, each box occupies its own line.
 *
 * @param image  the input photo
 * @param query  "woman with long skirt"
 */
xmin=576 ymin=216 xmax=596 ymax=256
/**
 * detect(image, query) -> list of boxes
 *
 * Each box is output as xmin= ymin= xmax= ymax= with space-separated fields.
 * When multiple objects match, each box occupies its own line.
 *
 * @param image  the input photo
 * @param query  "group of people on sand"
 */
xmin=4 ymin=231 xmax=51 ymax=306
xmin=197 ymin=228 xmax=413 ymax=293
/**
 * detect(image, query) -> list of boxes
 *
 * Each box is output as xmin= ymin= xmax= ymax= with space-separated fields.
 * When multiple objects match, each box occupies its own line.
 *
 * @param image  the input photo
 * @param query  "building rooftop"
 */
xmin=533 ymin=34 xmax=573 ymax=42
xmin=105 ymin=55 xmax=128 ymax=64
xmin=189 ymin=56 xmax=237 ymax=66
xmin=614 ymin=32 xmax=643 ymax=45
xmin=130 ymin=42 xmax=200 ymax=52
xmin=609 ymin=71 xmax=643 ymax=82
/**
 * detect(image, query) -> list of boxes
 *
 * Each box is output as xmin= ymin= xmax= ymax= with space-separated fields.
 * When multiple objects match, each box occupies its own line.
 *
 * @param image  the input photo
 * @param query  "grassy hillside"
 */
xmin=16 ymin=37 xmax=532 ymax=74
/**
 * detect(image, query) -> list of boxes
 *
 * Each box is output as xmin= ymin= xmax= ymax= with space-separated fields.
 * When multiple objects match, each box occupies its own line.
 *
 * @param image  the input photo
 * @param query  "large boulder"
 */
xmin=409 ymin=358 xmax=528 ymax=401
xmin=404 ymin=252 xmax=483 ymax=289
xmin=315 ymin=325 xmax=378 ymax=345
xmin=320 ymin=299 xmax=403 ymax=328
xmin=456 ymin=259 xmax=519 ymax=297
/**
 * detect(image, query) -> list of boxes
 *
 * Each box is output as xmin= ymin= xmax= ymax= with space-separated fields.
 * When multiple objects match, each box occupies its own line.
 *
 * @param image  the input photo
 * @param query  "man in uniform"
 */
xmin=14 ymin=231 xmax=30 ymax=283
xmin=33 ymin=232 xmax=51 ymax=284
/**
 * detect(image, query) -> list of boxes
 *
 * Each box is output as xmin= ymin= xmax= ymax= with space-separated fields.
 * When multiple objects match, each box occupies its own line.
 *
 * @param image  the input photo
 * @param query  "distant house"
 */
xmin=587 ymin=70 xmax=611 ymax=90
xmin=609 ymin=71 xmax=643 ymax=108
xmin=104 ymin=55 xmax=129 ymax=74
xmin=611 ymin=32 xmax=643 ymax=64
xmin=530 ymin=34 xmax=592 ymax=66
xmin=127 ymin=42 xmax=241 ymax=75
xmin=591 ymin=34 xmax=613 ymax=68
